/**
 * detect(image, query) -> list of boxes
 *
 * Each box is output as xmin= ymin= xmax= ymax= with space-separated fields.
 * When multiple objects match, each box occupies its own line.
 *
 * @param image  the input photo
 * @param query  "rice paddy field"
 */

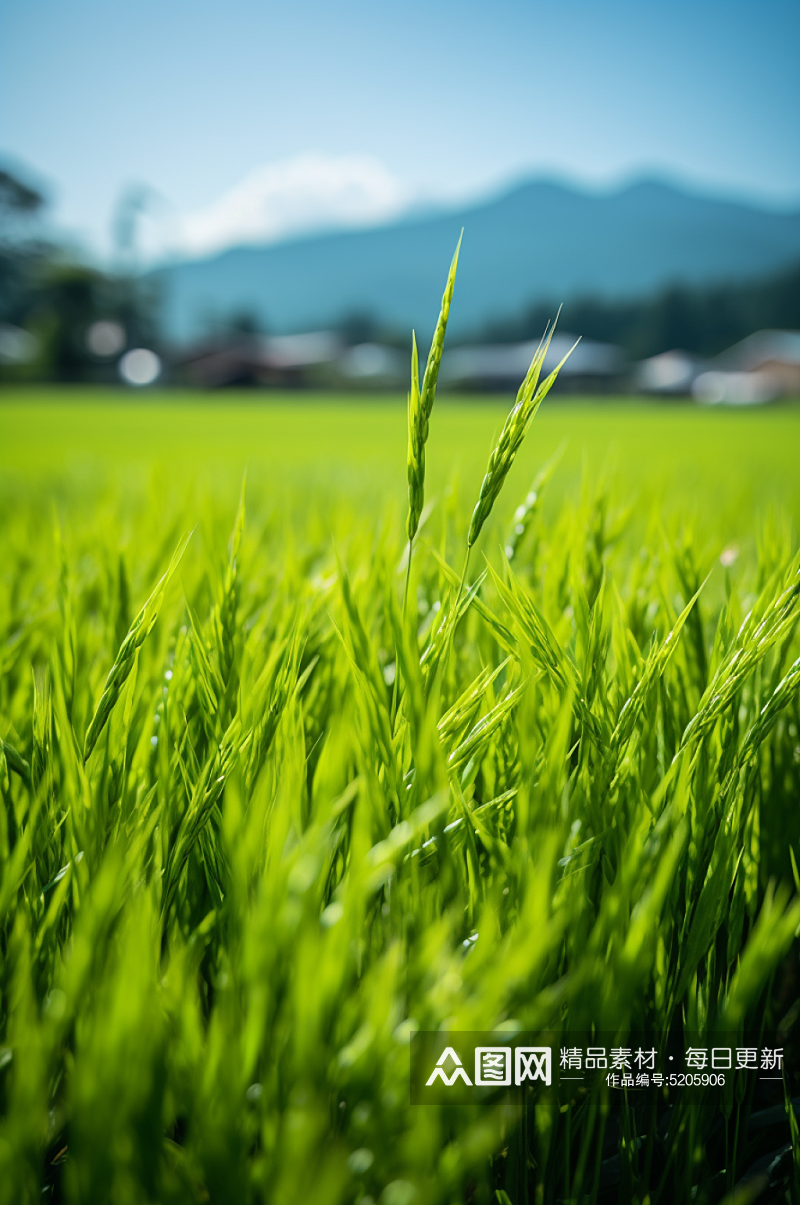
xmin=2 ymin=383 xmax=800 ymax=1204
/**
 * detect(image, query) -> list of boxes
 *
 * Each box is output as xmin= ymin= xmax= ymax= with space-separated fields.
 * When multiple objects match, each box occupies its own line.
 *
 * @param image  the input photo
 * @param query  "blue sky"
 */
xmin=2 ymin=0 xmax=798 ymax=259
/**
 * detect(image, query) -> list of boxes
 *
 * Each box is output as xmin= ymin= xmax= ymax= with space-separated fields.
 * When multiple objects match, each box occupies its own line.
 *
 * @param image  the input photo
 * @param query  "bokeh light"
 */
xmin=119 ymin=347 xmax=161 ymax=386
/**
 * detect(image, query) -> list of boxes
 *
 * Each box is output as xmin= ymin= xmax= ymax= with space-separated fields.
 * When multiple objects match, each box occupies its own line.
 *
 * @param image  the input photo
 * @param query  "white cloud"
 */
xmin=169 ymin=152 xmax=411 ymax=258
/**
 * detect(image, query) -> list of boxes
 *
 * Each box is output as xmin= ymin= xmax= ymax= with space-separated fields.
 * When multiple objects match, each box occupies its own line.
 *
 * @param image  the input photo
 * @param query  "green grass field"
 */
xmin=1 ymin=388 xmax=800 ymax=1203
xmin=4 ymin=391 xmax=800 ymax=510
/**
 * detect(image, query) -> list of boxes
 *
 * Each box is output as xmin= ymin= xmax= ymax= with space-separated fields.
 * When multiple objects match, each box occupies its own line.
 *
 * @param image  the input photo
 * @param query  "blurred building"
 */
xmin=175 ymin=331 xmax=342 ymax=388
xmin=440 ymin=333 xmax=626 ymax=392
xmin=713 ymin=330 xmax=800 ymax=393
xmin=692 ymin=330 xmax=800 ymax=405
xmin=635 ymin=350 xmax=702 ymax=396
xmin=338 ymin=342 xmax=405 ymax=386
xmin=633 ymin=330 xmax=800 ymax=403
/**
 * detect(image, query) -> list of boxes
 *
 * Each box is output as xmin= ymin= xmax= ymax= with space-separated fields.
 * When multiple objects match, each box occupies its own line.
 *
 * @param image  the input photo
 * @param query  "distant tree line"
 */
xmin=471 ymin=261 xmax=800 ymax=360
xmin=0 ymin=166 xmax=159 ymax=383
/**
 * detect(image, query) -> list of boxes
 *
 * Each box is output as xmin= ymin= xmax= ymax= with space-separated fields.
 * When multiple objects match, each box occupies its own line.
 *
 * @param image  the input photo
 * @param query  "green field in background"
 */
xmin=3 ymin=390 xmax=800 ymax=533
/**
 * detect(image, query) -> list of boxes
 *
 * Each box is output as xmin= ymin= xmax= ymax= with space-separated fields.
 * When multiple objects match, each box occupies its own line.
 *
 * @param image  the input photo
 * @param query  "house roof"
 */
xmin=714 ymin=329 xmax=800 ymax=371
xmin=441 ymin=334 xmax=624 ymax=384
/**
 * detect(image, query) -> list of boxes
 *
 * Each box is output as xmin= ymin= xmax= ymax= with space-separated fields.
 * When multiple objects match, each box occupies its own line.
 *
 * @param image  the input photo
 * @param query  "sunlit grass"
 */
xmin=1 ymin=384 xmax=799 ymax=1202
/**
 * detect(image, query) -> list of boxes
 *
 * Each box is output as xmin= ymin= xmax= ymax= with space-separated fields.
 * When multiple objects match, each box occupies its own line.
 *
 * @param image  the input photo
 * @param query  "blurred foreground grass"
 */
xmin=1 ymin=390 xmax=800 ymax=1203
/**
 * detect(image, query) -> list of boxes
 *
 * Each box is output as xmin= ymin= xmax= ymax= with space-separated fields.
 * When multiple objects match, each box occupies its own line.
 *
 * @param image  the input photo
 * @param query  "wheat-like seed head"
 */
xmin=467 ymin=319 xmax=578 ymax=549
xmin=83 ymin=531 xmax=192 ymax=762
xmin=406 ymin=232 xmax=462 ymax=542
xmin=504 ymin=444 xmax=565 ymax=562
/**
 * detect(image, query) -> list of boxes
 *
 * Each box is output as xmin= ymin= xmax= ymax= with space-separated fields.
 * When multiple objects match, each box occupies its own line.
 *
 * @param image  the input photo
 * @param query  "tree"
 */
xmin=0 ymin=165 xmax=51 ymax=328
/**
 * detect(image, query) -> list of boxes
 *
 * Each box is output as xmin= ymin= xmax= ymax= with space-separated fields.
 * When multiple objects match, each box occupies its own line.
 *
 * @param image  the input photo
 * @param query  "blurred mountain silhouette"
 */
xmin=153 ymin=177 xmax=800 ymax=342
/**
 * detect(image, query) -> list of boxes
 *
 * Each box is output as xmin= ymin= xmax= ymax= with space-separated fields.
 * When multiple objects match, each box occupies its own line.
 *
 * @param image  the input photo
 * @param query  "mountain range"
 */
xmin=153 ymin=177 xmax=800 ymax=343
